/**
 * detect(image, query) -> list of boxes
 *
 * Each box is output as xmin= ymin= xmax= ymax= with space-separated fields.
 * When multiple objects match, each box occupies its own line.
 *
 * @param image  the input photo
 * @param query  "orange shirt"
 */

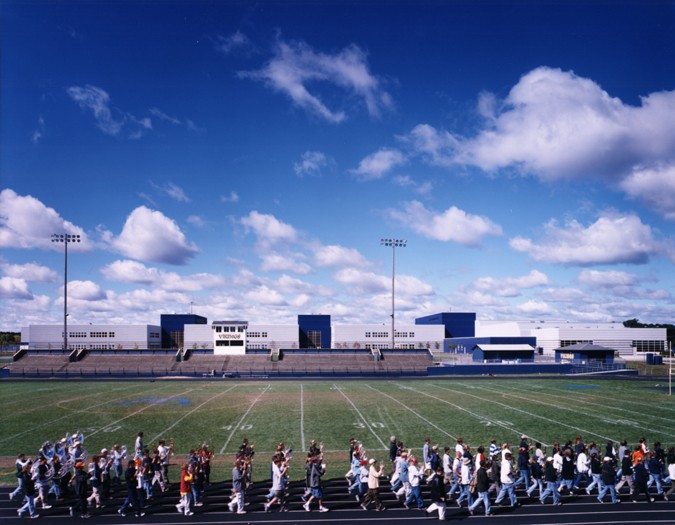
xmin=631 ymin=449 xmax=645 ymax=465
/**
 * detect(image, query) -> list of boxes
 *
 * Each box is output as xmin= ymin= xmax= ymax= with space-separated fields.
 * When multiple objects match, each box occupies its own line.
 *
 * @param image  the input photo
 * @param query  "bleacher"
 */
xmin=4 ymin=348 xmax=433 ymax=378
xmin=4 ymin=353 xmax=70 ymax=374
xmin=66 ymin=352 xmax=178 ymax=376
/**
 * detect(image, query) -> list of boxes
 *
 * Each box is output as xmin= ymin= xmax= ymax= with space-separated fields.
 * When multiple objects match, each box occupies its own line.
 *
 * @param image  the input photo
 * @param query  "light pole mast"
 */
xmin=51 ymin=234 xmax=80 ymax=351
xmin=381 ymin=238 xmax=406 ymax=350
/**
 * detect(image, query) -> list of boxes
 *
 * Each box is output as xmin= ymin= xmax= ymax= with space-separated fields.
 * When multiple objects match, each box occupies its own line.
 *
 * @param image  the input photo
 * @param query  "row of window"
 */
xmin=365 ymin=343 xmax=417 ymax=350
xmin=364 ymin=331 xmax=417 ymax=338
xmin=215 ymin=340 xmax=245 ymax=346
xmin=66 ymin=331 xmax=116 ymax=338
xmin=247 ymin=343 xmax=269 ymax=349
xmin=214 ymin=326 xmax=246 ymax=333
xmin=633 ymin=340 xmax=666 ymax=352
xmin=247 ymin=332 xmax=268 ymax=338
xmin=560 ymin=340 xmax=592 ymax=347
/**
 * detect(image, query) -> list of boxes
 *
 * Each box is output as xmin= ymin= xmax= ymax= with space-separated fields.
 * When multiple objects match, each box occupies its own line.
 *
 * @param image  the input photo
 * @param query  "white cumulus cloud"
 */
xmin=313 ymin=244 xmax=370 ymax=269
xmin=0 ymin=276 xmax=33 ymax=300
xmin=386 ymin=200 xmax=502 ymax=247
xmin=0 ymin=189 xmax=89 ymax=250
xmin=402 ymin=67 xmax=675 ymax=220
xmin=472 ymin=270 xmax=550 ymax=298
xmin=1 ymin=261 xmax=59 ymax=282
xmin=240 ymin=211 xmax=297 ymax=245
xmin=620 ymin=164 xmax=675 ymax=220
xmin=351 ymin=148 xmax=406 ymax=181
xmin=510 ymin=212 xmax=666 ymax=265
xmin=111 ymin=206 xmax=199 ymax=265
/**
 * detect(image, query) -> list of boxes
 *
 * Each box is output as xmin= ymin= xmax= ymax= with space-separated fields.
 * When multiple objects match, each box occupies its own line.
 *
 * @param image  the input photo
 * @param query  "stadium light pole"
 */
xmin=51 ymin=234 xmax=80 ymax=351
xmin=381 ymin=238 xmax=406 ymax=350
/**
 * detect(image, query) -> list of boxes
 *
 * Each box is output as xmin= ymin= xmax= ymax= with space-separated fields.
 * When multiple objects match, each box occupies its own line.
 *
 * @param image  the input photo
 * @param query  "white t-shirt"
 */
xmin=500 ymin=458 xmax=514 ymax=484
xmin=271 ymin=463 xmax=285 ymax=491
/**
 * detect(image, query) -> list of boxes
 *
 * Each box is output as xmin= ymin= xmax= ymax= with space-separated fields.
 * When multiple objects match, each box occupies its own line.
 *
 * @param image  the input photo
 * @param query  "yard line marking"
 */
xmin=0 ymin=383 xmax=179 ymax=443
xmin=537 ymin=384 xmax=675 ymax=415
xmin=365 ymin=384 xmax=457 ymax=441
xmin=432 ymin=383 xmax=615 ymax=444
xmin=219 ymin=384 xmax=271 ymax=454
xmin=0 ymin=382 xmax=140 ymax=422
xmin=333 ymin=383 xmax=388 ymax=450
xmin=476 ymin=382 xmax=675 ymax=439
xmin=86 ymin=387 xmax=199 ymax=438
xmin=402 ymin=383 xmax=549 ymax=446
xmin=300 ymin=383 xmax=306 ymax=452
xmin=148 ymin=385 xmax=238 ymax=444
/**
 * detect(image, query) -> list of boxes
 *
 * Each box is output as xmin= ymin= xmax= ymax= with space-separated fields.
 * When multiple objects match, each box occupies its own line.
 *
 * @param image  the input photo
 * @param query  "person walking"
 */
xmin=494 ymin=452 xmax=519 ymax=508
xmin=118 ymin=460 xmax=144 ymax=517
xmin=539 ymin=457 xmax=562 ymax=506
xmin=304 ymin=456 xmax=329 ymax=512
xmin=176 ymin=463 xmax=194 ymax=516
xmin=632 ymin=457 xmax=653 ymax=503
xmin=597 ymin=457 xmax=620 ymax=504
xmin=16 ymin=464 xmax=39 ymax=519
xmin=228 ymin=458 xmax=247 ymax=514
xmin=426 ymin=466 xmax=448 ymax=520
xmin=361 ymin=458 xmax=386 ymax=512
xmin=468 ymin=460 xmax=493 ymax=516
xmin=69 ymin=462 xmax=90 ymax=518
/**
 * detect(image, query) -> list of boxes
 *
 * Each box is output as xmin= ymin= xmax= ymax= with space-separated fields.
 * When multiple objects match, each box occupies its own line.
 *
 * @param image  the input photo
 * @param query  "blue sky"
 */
xmin=2 ymin=0 xmax=675 ymax=331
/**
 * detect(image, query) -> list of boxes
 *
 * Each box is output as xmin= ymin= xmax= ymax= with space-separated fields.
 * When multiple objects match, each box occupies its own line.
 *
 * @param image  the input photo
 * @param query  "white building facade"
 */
xmin=20 ymin=324 xmax=161 ymax=350
xmin=475 ymin=320 xmax=667 ymax=356
xmin=331 ymin=324 xmax=445 ymax=350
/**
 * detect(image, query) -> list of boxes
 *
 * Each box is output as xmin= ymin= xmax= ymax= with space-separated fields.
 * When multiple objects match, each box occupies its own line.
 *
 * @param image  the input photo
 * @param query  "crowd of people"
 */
xmin=374 ymin=434 xmax=675 ymax=519
xmin=8 ymin=430 xmax=675 ymax=520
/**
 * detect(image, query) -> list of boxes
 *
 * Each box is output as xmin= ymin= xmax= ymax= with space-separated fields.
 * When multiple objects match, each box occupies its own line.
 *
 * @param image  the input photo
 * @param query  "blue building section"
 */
xmin=298 ymin=314 xmax=331 ymax=349
xmin=415 ymin=312 xmax=476 ymax=338
xmin=554 ymin=343 xmax=615 ymax=365
xmin=160 ymin=314 xmax=207 ymax=349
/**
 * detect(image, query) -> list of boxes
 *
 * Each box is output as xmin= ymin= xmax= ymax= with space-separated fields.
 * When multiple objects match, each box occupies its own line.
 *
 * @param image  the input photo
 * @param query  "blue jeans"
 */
xmin=404 ymin=485 xmax=423 ymax=508
xmin=515 ymin=469 xmax=531 ymax=489
xmin=18 ymin=495 xmax=36 ymax=517
xmin=456 ymin=484 xmax=473 ymax=507
xmin=119 ymin=487 xmax=141 ymax=515
xmin=469 ymin=490 xmax=491 ymax=515
xmin=586 ymin=473 xmax=602 ymax=494
xmin=540 ymin=481 xmax=560 ymax=504
xmin=495 ymin=482 xmax=517 ymax=506
xmin=528 ymin=478 xmax=544 ymax=497
xmin=598 ymin=482 xmax=618 ymax=503
xmin=647 ymin=473 xmax=663 ymax=494
xmin=10 ymin=477 xmax=24 ymax=501
xmin=447 ymin=474 xmax=461 ymax=496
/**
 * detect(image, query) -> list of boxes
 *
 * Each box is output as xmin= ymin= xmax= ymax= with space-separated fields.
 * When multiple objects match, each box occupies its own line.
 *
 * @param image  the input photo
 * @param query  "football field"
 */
xmin=1 ymin=377 xmax=674 ymax=484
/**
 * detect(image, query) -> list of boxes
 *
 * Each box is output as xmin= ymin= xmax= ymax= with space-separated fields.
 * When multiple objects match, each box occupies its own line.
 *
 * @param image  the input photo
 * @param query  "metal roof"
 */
xmin=475 ymin=344 xmax=535 ymax=352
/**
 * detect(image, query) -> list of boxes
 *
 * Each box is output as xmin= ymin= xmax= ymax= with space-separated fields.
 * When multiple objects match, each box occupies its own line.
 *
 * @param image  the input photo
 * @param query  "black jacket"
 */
xmin=428 ymin=474 xmax=446 ymax=502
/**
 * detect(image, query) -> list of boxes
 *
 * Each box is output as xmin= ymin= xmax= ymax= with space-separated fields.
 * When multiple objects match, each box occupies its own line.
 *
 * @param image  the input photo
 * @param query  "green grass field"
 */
xmin=1 ymin=377 xmax=674 ymax=484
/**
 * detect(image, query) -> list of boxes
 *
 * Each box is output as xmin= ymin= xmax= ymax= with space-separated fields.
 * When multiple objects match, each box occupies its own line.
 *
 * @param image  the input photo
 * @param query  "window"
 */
xmin=308 ymin=330 xmax=321 ymax=349
xmin=633 ymin=340 xmax=665 ymax=353
xmin=560 ymin=340 xmax=592 ymax=347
